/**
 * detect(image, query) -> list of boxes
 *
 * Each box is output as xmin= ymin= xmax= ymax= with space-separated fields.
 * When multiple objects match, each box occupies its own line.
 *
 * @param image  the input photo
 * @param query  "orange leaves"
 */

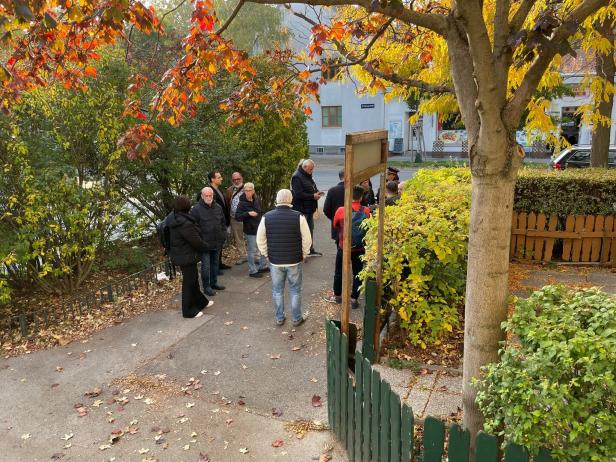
xmin=118 ymin=124 xmax=162 ymax=160
xmin=298 ymin=70 xmax=311 ymax=81
xmin=84 ymin=66 xmax=97 ymax=78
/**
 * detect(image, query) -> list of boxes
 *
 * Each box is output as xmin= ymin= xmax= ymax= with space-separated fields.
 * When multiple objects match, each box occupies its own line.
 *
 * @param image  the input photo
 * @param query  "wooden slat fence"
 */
xmin=510 ymin=212 xmax=616 ymax=265
xmin=326 ymin=319 xmax=558 ymax=461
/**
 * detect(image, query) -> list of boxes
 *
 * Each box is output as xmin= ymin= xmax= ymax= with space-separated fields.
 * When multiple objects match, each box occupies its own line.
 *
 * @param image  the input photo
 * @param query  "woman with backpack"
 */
xmin=166 ymin=195 xmax=214 ymax=318
xmin=235 ymin=182 xmax=269 ymax=278
xmin=324 ymin=185 xmax=371 ymax=309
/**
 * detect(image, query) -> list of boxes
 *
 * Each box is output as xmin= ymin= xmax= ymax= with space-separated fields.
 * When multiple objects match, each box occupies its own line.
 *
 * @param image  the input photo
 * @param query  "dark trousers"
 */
xmin=201 ymin=249 xmax=220 ymax=290
xmin=305 ymin=212 xmax=315 ymax=252
xmin=333 ymin=248 xmax=364 ymax=299
xmin=180 ymin=264 xmax=208 ymax=318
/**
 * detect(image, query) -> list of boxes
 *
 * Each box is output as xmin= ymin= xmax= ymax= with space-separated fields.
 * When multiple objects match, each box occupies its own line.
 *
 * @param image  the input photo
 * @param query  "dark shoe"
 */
xmin=276 ymin=317 xmax=286 ymax=326
xmin=258 ymin=267 xmax=270 ymax=273
xmin=351 ymin=298 xmax=360 ymax=310
xmin=212 ymin=284 xmax=226 ymax=290
xmin=308 ymin=251 xmax=322 ymax=257
xmin=249 ymin=272 xmax=263 ymax=278
xmin=220 ymin=263 xmax=232 ymax=270
xmin=324 ymin=294 xmax=341 ymax=304
xmin=204 ymin=288 xmax=216 ymax=297
xmin=292 ymin=317 xmax=306 ymax=327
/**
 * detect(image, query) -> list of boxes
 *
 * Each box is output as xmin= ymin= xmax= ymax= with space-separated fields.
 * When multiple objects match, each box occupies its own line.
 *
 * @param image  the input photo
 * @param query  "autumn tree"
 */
xmin=2 ymin=0 xmax=616 ymax=437
xmin=590 ymin=17 xmax=615 ymax=167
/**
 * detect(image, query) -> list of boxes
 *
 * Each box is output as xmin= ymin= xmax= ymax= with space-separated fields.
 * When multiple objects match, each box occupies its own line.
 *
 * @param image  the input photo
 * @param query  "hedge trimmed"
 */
xmin=514 ymin=168 xmax=616 ymax=216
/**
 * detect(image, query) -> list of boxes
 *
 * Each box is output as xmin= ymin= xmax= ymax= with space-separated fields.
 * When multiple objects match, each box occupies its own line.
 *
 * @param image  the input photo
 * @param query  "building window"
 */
xmin=322 ymin=106 xmax=342 ymax=128
xmin=316 ymin=147 xmax=324 ymax=153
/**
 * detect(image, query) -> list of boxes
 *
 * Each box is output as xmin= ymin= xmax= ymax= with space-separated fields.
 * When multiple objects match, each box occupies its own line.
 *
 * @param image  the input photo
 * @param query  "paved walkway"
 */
xmin=0 ymin=216 xmax=348 ymax=461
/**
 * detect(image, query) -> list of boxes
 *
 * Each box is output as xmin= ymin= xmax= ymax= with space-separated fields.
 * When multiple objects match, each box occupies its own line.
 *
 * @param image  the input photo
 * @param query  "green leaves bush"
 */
xmin=476 ymin=285 xmax=616 ymax=461
xmin=515 ymin=168 xmax=616 ymax=216
xmin=360 ymin=168 xmax=471 ymax=348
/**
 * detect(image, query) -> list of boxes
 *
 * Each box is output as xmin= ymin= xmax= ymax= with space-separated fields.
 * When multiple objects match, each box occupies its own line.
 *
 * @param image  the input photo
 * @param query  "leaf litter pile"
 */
xmin=1 ymin=278 xmax=180 ymax=358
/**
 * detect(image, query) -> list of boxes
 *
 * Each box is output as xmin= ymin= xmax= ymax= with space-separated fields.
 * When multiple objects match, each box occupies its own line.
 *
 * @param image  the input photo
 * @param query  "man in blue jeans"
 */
xmin=257 ymin=189 xmax=312 ymax=327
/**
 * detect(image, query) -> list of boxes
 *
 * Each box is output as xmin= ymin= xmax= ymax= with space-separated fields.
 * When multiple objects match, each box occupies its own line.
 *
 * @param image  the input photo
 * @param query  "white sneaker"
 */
xmin=207 ymin=300 xmax=214 ymax=308
xmin=195 ymin=312 xmax=204 ymax=318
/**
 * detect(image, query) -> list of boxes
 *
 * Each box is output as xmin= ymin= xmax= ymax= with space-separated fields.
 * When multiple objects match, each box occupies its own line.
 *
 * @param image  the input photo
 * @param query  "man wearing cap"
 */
xmin=257 ymin=189 xmax=312 ymax=327
xmin=377 ymin=166 xmax=400 ymax=203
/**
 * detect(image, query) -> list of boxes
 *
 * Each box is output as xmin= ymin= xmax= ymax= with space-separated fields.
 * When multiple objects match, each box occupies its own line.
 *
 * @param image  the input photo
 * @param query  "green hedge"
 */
xmin=514 ymin=168 xmax=616 ymax=216
xmin=476 ymin=285 xmax=616 ymax=460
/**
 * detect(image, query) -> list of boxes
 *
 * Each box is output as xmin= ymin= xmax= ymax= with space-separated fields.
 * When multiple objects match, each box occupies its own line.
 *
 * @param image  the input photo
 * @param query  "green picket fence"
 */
xmin=325 ymin=320 xmax=557 ymax=462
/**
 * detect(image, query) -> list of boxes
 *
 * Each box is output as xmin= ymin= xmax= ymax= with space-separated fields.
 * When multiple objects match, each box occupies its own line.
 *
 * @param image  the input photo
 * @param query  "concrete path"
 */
xmin=0 ymin=216 xmax=348 ymax=461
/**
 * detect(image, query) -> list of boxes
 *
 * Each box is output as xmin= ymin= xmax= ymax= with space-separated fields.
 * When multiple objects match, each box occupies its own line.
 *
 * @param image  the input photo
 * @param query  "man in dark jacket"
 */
xmin=257 ymin=189 xmax=312 ymax=327
xmin=226 ymin=171 xmax=247 ymax=264
xmin=208 ymin=170 xmax=232 ymax=270
xmin=167 ymin=195 xmax=213 ymax=318
xmin=235 ymin=182 xmax=268 ymax=278
xmin=323 ymin=169 xmax=345 ymax=244
xmin=291 ymin=159 xmax=323 ymax=256
xmin=190 ymin=187 xmax=227 ymax=296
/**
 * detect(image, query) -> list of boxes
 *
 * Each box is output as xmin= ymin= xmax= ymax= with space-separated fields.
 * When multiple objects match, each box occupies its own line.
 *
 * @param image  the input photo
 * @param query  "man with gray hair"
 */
xmin=257 ymin=189 xmax=312 ymax=327
xmin=190 ymin=186 xmax=227 ymax=297
xmin=291 ymin=158 xmax=323 ymax=256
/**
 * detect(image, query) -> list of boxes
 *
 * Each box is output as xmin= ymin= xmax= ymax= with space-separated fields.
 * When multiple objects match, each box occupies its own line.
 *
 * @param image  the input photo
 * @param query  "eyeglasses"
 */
xmin=232 ymin=177 xmax=242 ymax=182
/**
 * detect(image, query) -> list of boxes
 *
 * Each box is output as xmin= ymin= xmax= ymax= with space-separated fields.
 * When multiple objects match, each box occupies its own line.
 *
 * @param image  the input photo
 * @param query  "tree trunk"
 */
xmin=463 ymin=138 xmax=519 ymax=437
xmin=591 ymin=19 xmax=614 ymax=168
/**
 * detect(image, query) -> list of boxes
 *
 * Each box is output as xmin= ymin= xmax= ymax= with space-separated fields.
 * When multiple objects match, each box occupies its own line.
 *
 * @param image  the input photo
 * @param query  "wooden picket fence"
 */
xmin=510 ymin=212 xmax=616 ymax=265
xmin=326 ymin=319 xmax=558 ymax=461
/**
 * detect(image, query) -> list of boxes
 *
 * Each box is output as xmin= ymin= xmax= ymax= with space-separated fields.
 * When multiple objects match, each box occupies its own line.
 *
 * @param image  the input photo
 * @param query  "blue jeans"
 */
xmin=201 ymin=249 xmax=220 ymax=290
xmin=270 ymin=263 xmax=302 ymax=322
xmin=245 ymin=234 xmax=267 ymax=274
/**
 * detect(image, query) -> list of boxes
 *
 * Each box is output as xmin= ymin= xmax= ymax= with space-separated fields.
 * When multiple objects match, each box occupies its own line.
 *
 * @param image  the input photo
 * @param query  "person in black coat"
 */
xmin=291 ymin=159 xmax=323 ymax=256
xmin=360 ymin=179 xmax=376 ymax=208
xmin=323 ymin=169 xmax=345 ymax=244
xmin=167 ymin=195 xmax=213 ymax=318
xmin=208 ymin=170 xmax=232 ymax=271
xmin=235 ymin=182 xmax=269 ymax=277
xmin=190 ymin=187 xmax=227 ymax=296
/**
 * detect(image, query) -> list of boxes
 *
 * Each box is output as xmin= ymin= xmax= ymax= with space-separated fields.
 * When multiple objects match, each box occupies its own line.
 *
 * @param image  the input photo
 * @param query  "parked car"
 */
xmin=550 ymin=145 xmax=616 ymax=169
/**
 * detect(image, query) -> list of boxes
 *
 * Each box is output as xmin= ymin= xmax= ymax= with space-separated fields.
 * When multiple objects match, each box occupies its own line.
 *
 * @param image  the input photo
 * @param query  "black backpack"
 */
xmin=156 ymin=215 xmax=171 ymax=254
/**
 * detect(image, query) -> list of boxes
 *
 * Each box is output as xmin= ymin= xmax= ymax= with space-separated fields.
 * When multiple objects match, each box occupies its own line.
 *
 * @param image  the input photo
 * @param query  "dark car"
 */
xmin=550 ymin=145 xmax=616 ymax=169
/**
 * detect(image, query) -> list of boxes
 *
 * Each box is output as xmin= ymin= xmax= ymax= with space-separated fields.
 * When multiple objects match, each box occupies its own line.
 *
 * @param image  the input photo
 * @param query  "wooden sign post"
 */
xmin=341 ymin=130 xmax=388 ymax=358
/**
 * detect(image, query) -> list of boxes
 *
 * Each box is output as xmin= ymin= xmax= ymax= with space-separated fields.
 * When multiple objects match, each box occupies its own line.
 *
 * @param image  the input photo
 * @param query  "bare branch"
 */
xmin=215 ymin=0 xmax=245 ymax=36
xmin=504 ymin=0 xmax=607 ymax=129
xmin=247 ymin=0 xmax=449 ymax=35
xmin=493 ymin=0 xmax=512 ymax=101
xmin=509 ymin=0 xmax=538 ymax=32
xmin=454 ymin=0 xmax=502 ymax=120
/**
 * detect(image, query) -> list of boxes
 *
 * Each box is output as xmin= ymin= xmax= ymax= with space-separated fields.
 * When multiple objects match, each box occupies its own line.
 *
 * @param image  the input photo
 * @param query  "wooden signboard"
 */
xmin=342 ymin=130 xmax=388 ymax=359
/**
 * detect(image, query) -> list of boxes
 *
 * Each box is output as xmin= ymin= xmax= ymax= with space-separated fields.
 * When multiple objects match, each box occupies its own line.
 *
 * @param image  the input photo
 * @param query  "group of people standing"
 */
xmin=165 ymin=159 xmax=402 ymax=325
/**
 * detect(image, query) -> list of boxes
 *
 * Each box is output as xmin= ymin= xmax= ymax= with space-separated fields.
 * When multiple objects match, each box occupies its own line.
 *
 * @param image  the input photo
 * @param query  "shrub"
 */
xmin=101 ymin=243 xmax=151 ymax=273
xmin=515 ymin=168 xmax=616 ymax=216
xmin=360 ymin=168 xmax=471 ymax=348
xmin=476 ymin=285 xmax=616 ymax=461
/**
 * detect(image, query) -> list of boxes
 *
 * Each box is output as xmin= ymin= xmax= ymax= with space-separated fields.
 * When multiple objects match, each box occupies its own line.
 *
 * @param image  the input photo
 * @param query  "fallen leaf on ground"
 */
xmin=270 ymin=354 xmax=281 ymax=360
xmin=224 ymin=321 xmax=234 ymax=326
xmin=311 ymin=395 xmax=322 ymax=407
xmin=51 ymin=452 xmax=65 ymax=460
xmin=239 ymin=448 xmax=249 ymax=454
xmin=98 ymin=444 xmax=111 ymax=451
xmin=183 ymin=444 xmax=190 ymax=450
xmin=272 ymin=408 xmax=283 ymax=417
xmin=63 ymin=443 xmax=72 ymax=449
xmin=92 ymin=399 xmax=103 ymax=407
xmin=225 ymin=419 xmax=233 ymax=425
xmin=310 ymin=378 xmax=318 ymax=383
xmin=61 ymin=433 xmax=74 ymax=441
xmin=320 ymin=454 xmax=332 ymax=462
xmin=186 ymin=402 xmax=195 ymax=408
xmin=55 ymin=366 xmax=64 ymax=373
xmin=138 ymin=448 xmax=149 ymax=454
xmin=128 ymin=426 xmax=139 ymax=434
xmin=214 ymin=371 xmax=221 ymax=376
xmin=144 ymin=398 xmax=155 ymax=405
xmin=84 ymin=387 xmax=102 ymax=398
xmin=292 ymin=346 xmax=302 ymax=351
xmin=21 ymin=433 xmax=30 ymax=440
xmin=199 ymin=453 xmax=210 ymax=461
xmin=272 ymin=439 xmax=284 ymax=448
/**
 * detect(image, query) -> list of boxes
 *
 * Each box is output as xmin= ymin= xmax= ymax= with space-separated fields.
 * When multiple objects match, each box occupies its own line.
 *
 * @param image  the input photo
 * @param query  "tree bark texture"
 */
xmin=462 ymin=164 xmax=517 ymax=437
xmin=591 ymin=19 xmax=614 ymax=168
